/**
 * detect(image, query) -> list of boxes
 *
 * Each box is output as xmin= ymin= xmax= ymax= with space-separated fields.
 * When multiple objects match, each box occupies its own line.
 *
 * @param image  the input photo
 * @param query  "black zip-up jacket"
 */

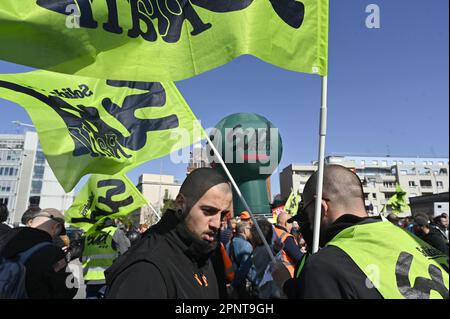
xmin=105 ymin=210 xmax=219 ymax=299
xmin=0 ymin=227 xmax=77 ymax=299
xmin=285 ymin=214 xmax=384 ymax=299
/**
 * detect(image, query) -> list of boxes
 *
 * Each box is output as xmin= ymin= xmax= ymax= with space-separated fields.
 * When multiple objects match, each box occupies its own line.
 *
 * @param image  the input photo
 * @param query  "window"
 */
xmin=438 ymin=162 xmax=444 ymax=166
xmin=423 ymin=161 xmax=428 ymax=166
xmin=428 ymin=161 xmax=433 ymax=165
xmin=372 ymin=193 xmax=377 ymax=199
xmin=438 ymin=205 xmax=442 ymax=209
xmin=410 ymin=161 xmax=416 ymax=165
xmin=408 ymin=181 xmax=417 ymax=187
xmin=360 ymin=160 xmax=365 ymax=165
xmin=400 ymin=170 xmax=407 ymax=175
xmin=439 ymin=168 xmax=448 ymax=176
xmin=392 ymin=161 xmax=397 ymax=165
xmin=364 ymin=193 xmax=369 ymax=200
xmin=437 ymin=181 xmax=444 ymax=188
xmin=382 ymin=160 xmax=388 ymax=166
xmin=384 ymin=193 xmax=396 ymax=200
xmin=35 ymin=151 xmax=46 ymax=165
xmin=33 ymin=165 xmax=45 ymax=179
xmin=398 ymin=161 xmax=404 ymax=165
xmin=30 ymin=180 xmax=43 ymax=194
xmin=372 ymin=160 xmax=378 ymax=165
xmin=420 ymin=180 xmax=432 ymax=188
xmin=383 ymin=182 xmax=395 ymax=188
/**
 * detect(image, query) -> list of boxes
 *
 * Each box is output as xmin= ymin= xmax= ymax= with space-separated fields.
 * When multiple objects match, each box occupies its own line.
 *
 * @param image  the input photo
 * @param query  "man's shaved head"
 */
xmin=277 ymin=212 xmax=290 ymax=226
xmin=302 ymin=165 xmax=367 ymax=243
xmin=304 ymin=164 xmax=365 ymax=212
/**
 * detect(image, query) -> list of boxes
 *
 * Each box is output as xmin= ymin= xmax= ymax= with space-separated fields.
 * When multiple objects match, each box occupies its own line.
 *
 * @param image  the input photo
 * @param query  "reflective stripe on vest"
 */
xmin=274 ymin=227 xmax=297 ymax=277
xmin=82 ymin=226 xmax=118 ymax=281
xmin=327 ymin=221 xmax=449 ymax=299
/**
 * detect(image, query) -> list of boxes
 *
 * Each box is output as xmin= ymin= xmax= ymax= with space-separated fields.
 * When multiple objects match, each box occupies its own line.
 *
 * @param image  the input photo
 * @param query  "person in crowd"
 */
xmin=21 ymin=206 xmax=41 ymax=227
xmin=239 ymin=211 xmax=253 ymax=226
xmin=220 ymin=218 xmax=236 ymax=246
xmin=248 ymin=218 xmax=282 ymax=299
xmin=273 ymin=212 xmax=303 ymax=278
xmin=227 ymin=221 xmax=257 ymax=298
xmin=386 ymin=213 xmax=401 ymax=226
xmin=0 ymin=204 xmax=12 ymax=246
xmin=432 ymin=213 xmax=449 ymax=243
xmin=0 ymin=208 xmax=77 ymax=299
xmin=273 ymin=165 xmax=448 ymax=299
xmin=105 ymin=168 xmax=232 ymax=299
xmin=82 ymin=218 xmax=130 ymax=299
xmin=413 ymin=214 xmax=448 ymax=256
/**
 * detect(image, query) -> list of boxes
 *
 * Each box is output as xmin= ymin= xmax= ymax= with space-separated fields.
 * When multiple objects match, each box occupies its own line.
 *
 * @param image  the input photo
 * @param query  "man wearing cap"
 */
xmin=105 ymin=168 xmax=233 ymax=298
xmin=414 ymin=214 xmax=448 ymax=256
xmin=239 ymin=211 xmax=253 ymax=226
xmin=0 ymin=208 xmax=78 ymax=298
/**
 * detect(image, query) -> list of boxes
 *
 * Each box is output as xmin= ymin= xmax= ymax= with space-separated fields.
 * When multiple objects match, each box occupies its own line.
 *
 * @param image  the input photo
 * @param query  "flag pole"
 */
xmin=148 ymin=202 xmax=161 ymax=221
xmin=204 ymin=134 xmax=276 ymax=262
xmin=311 ymin=75 xmax=328 ymax=254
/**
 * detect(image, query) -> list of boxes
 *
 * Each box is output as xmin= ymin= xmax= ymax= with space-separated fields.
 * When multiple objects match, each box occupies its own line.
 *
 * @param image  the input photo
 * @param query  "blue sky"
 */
xmin=0 ymin=0 xmax=448 ymax=197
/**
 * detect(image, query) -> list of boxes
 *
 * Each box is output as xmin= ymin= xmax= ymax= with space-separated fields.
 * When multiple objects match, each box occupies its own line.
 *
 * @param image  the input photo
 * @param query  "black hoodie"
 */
xmin=0 ymin=227 xmax=77 ymax=299
xmin=105 ymin=210 xmax=220 ymax=299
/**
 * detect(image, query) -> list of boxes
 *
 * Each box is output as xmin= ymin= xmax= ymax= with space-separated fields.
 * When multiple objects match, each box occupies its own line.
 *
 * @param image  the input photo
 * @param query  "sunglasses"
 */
xmin=298 ymin=195 xmax=330 ymax=218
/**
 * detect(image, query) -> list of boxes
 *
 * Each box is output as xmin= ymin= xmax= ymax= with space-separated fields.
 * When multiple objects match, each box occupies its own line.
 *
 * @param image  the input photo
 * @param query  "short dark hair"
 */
xmin=250 ymin=218 xmax=273 ymax=247
xmin=0 ymin=204 xmax=8 ymax=223
xmin=21 ymin=207 xmax=41 ymax=225
xmin=414 ymin=215 xmax=429 ymax=227
xmin=179 ymin=168 xmax=230 ymax=213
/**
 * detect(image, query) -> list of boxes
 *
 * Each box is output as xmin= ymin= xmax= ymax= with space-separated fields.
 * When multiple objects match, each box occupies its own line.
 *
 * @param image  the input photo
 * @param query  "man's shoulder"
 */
xmin=303 ymin=245 xmax=354 ymax=275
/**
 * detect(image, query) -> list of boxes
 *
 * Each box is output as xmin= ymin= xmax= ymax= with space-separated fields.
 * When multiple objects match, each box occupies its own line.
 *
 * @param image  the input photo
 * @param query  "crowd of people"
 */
xmin=0 ymin=165 xmax=449 ymax=299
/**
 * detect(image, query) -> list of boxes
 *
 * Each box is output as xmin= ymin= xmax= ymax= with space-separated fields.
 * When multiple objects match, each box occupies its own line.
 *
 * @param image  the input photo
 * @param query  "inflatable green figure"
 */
xmin=209 ymin=113 xmax=282 ymax=216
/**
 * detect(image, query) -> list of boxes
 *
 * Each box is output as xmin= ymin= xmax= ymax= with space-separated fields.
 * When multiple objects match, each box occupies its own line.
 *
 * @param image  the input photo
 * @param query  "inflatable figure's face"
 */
xmin=210 ymin=113 xmax=282 ymax=181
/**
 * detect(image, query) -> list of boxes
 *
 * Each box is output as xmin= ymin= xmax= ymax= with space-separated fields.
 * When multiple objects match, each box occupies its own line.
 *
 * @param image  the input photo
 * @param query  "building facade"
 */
xmin=187 ymin=144 xmax=210 ymax=174
xmin=0 ymin=132 xmax=74 ymax=225
xmin=280 ymin=155 xmax=449 ymax=216
xmin=137 ymin=174 xmax=181 ymax=210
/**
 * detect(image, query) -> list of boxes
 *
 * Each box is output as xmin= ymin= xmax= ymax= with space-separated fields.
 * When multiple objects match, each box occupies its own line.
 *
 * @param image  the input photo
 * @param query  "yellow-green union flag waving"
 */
xmin=0 ymin=70 xmax=204 ymax=192
xmin=64 ymin=174 xmax=148 ymax=232
xmin=0 ymin=0 xmax=328 ymax=81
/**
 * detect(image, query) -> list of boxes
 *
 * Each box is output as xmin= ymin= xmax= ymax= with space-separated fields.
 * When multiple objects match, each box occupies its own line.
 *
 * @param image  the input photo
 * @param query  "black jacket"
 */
xmin=105 ymin=210 xmax=220 ymax=299
xmin=420 ymin=227 xmax=449 ymax=257
xmin=0 ymin=223 xmax=12 ymax=248
xmin=0 ymin=227 xmax=78 ymax=299
xmin=285 ymin=215 xmax=384 ymax=299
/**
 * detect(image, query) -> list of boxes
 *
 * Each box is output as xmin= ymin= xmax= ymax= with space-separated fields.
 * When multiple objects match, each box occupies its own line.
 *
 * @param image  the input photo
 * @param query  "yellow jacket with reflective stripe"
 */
xmin=327 ymin=221 xmax=449 ymax=299
xmin=82 ymin=226 xmax=118 ymax=281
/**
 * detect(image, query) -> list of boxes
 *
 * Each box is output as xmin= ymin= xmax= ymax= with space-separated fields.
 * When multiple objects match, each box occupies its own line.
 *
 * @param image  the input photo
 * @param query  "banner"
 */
xmin=284 ymin=190 xmax=301 ymax=216
xmin=0 ymin=0 xmax=328 ymax=81
xmin=64 ymin=174 xmax=148 ymax=232
xmin=0 ymin=70 xmax=204 ymax=191
xmin=381 ymin=183 xmax=410 ymax=215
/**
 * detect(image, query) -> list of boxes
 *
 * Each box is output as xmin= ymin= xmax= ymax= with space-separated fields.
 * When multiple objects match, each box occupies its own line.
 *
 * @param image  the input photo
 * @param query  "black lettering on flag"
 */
xmin=0 ymin=80 xmax=180 ymax=160
xmin=36 ymin=0 xmax=305 ymax=44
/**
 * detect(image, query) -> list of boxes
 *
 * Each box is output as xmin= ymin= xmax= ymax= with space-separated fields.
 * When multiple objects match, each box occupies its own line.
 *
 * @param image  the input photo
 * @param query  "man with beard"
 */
xmin=105 ymin=168 xmax=233 ymax=298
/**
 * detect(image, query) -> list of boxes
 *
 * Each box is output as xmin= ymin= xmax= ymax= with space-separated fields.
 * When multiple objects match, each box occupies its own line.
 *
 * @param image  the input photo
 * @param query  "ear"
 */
xmin=321 ymin=199 xmax=329 ymax=217
xmin=175 ymin=193 xmax=186 ymax=212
